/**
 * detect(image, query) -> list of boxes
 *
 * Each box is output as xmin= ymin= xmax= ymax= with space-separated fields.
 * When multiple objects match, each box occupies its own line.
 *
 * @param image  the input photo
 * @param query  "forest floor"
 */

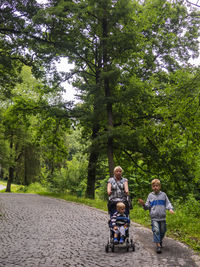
xmin=0 ymin=193 xmax=200 ymax=267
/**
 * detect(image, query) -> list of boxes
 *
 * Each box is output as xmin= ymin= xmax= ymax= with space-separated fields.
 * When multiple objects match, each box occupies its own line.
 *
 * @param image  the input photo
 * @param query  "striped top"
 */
xmin=108 ymin=177 xmax=127 ymax=202
xmin=110 ymin=211 xmax=130 ymax=227
xmin=143 ymin=191 xmax=173 ymax=221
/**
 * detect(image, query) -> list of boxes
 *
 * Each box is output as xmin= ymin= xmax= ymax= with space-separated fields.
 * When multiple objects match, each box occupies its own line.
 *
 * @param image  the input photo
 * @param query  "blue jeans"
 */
xmin=151 ymin=220 xmax=166 ymax=243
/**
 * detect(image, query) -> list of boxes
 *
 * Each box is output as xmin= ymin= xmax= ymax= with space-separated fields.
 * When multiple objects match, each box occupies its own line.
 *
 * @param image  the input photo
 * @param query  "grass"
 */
xmin=0 ymin=181 xmax=200 ymax=254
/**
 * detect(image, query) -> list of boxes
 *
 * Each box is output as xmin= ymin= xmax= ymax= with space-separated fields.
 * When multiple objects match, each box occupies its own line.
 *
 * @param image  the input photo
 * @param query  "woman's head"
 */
xmin=114 ymin=166 xmax=123 ymax=179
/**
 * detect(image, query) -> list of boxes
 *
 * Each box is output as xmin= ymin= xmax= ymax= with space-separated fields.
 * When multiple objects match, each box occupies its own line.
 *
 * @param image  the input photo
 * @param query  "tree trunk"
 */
xmin=6 ymin=166 xmax=14 ymax=192
xmin=102 ymin=10 xmax=115 ymax=177
xmin=0 ymin=167 xmax=4 ymax=180
xmin=85 ymin=67 xmax=101 ymax=199
xmin=85 ymin=145 xmax=99 ymax=199
xmin=85 ymin=120 xmax=100 ymax=199
xmin=107 ymin=134 xmax=114 ymax=177
xmin=6 ymin=137 xmax=14 ymax=192
xmin=24 ymin=146 xmax=28 ymax=186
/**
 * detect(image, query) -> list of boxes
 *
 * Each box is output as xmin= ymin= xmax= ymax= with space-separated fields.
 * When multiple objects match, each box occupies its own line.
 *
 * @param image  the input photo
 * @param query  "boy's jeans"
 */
xmin=151 ymin=220 xmax=166 ymax=243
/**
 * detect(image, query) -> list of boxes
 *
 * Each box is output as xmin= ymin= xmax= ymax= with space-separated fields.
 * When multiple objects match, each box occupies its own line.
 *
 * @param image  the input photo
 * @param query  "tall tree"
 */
xmin=36 ymin=0 xmax=199 ymax=198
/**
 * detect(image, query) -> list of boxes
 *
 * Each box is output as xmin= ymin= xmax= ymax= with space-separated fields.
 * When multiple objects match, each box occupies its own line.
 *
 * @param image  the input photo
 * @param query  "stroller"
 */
xmin=105 ymin=199 xmax=135 ymax=252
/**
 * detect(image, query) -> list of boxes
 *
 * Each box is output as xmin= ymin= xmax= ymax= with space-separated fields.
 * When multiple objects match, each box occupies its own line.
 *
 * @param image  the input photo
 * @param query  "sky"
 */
xmin=55 ymin=59 xmax=76 ymax=102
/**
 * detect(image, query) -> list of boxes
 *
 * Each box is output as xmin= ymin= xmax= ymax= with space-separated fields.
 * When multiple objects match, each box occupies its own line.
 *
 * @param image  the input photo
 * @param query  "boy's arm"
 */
xmin=144 ymin=196 xmax=151 ymax=210
xmin=165 ymin=194 xmax=174 ymax=213
xmin=138 ymin=196 xmax=150 ymax=210
xmin=138 ymin=199 xmax=145 ymax=206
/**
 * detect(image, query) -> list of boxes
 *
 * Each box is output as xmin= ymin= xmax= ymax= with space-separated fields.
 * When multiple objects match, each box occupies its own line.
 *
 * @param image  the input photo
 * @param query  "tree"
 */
xmin=1 ymin=65 xmax=71 ymax=191
xmin=1 ymin=0 xmax=200 ymax=199
xmin=41 ymin=0 xmax=140 ymax=197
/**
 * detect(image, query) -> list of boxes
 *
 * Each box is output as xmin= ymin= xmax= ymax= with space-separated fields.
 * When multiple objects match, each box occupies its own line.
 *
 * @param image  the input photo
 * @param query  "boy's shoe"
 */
xmin=119 ymin=237 xmax=125 ymax=244
xmin=113 ymin=238 xmax=118 ymax=244
xmin=156 ymin=246 xmax=162 ymax=254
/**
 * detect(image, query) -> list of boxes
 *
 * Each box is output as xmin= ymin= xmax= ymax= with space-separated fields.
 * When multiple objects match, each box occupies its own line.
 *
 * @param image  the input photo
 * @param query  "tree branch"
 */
xmin=186 ymin=0 xmax=200 ymax=8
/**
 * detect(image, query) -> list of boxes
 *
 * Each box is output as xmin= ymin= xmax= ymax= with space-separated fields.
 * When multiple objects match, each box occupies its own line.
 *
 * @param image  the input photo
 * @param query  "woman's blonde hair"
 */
xmin=151 ymin=179 xmax=161 ymax=186
xmin=114 ymin=166 xmax=123 ymax=173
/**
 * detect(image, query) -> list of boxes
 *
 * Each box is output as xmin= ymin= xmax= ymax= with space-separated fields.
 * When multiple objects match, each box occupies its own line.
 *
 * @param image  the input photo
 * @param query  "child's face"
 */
xmin=118 ymin=206 xmax=125 ymax=214
xmin=152 ymin=183 xmax=161 ymax=194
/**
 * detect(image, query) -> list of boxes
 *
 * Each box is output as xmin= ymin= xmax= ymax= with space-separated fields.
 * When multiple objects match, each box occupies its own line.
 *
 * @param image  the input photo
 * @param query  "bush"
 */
xmin=95 ymin=177 xmax=109 ymax=200
xmin=180 ymin=194 xmax=200 ymax=218
xmin=17 ymin=182 xmax=47 ymax=193
xmin=47 ymin=157 xmax=88 ymax=195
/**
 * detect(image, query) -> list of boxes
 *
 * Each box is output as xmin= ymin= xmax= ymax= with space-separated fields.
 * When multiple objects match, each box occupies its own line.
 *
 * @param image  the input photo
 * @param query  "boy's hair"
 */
xmin=116 ymin=202 xmax=125 ymax=210
xmin=151 ymin=179 xmax=161 ymax=186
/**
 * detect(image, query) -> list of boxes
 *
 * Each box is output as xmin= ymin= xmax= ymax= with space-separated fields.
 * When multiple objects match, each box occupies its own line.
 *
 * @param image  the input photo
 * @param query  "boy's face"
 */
xmin=118 ymin=206 xmax=125 ymax=214
xmin=152 ymin=183 xmax=161 ymax=194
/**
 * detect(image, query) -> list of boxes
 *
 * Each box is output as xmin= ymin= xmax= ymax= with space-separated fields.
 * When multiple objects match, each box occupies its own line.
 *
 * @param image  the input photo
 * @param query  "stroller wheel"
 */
xmin=130 ymin=239 xmax=135 ymax=251
xmin=111 ymin=243 xmax=115 ymax=252
xmin=105 ymin=244 xmax=109 ymax=253
xmin=126 ymin=239 xmax=129 ymax=252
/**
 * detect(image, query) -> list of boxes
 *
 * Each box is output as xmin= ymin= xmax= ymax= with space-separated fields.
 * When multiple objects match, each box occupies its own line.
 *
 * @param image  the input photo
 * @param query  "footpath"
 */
xmin=0 ymin=193 xmax=199 ymax=267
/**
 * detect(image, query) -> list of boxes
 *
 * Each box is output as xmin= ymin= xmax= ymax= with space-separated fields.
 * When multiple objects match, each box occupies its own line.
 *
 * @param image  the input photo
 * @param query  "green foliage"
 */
xmin=131 ymin=200 xmax=151 ymax=226
xmin=166 ymin=210 xmax=200 ymax=252
xmin=47 ymin=157 xmax=88 ymax=195
xmin=175 ymin=194 xmax=200 ymax=218
xmin=95 ymin=177 xmax=109 ymax=200
xmin=16 ymin=182 xmax=48 ymax=194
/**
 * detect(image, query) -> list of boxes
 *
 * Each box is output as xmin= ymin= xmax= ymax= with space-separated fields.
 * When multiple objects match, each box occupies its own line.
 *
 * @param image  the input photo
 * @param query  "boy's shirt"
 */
xmin=110 ymin=211 xmax=130 ymax=227
xmin=143 ymin=191 xmax=173 ymax=221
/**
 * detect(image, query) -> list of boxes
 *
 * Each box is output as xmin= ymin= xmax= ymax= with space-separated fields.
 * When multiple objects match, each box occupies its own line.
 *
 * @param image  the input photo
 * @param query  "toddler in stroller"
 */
xmin=105 ymin=201 xmax=135 ymax=252
xmin=111 ymin=202 xmax=129 ymax=244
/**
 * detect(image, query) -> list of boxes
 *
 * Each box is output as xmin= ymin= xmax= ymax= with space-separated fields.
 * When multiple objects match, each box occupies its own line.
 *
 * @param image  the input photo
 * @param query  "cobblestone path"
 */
xmin=0 ymin=193 xmax=199 ymax=267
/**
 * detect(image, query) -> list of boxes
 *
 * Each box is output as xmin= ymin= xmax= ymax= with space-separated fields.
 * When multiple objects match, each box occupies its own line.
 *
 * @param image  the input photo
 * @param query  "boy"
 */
xmin=110 ymin=202 xmax=130 ymax=244
xmin=138 ymin=179 xmax=174 ymax=254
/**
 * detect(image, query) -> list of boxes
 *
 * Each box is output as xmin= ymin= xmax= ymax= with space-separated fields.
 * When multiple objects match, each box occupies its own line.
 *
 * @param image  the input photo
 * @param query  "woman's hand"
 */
xmin=107 ymin=183 xmax=112 ymax=196
xmin=124 ymin=181 xmax=129 ymax=195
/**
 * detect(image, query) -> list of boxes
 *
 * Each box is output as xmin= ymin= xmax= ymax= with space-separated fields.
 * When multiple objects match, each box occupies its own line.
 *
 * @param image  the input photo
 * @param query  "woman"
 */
xmin=107 ymin=166 xmax=130 ymax=215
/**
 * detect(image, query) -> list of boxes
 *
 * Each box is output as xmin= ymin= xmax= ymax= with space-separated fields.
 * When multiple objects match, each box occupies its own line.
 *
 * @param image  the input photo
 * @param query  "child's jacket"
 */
xmin=144 ymin=191 xmax=173 ymax=221
xmin=110 ymin=211 xmax=130 ymax=227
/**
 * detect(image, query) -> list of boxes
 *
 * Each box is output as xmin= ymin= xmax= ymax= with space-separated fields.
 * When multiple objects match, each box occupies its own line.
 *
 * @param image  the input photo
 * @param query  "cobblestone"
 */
xmin=0 ymin=193 xmax=199 ymax=267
